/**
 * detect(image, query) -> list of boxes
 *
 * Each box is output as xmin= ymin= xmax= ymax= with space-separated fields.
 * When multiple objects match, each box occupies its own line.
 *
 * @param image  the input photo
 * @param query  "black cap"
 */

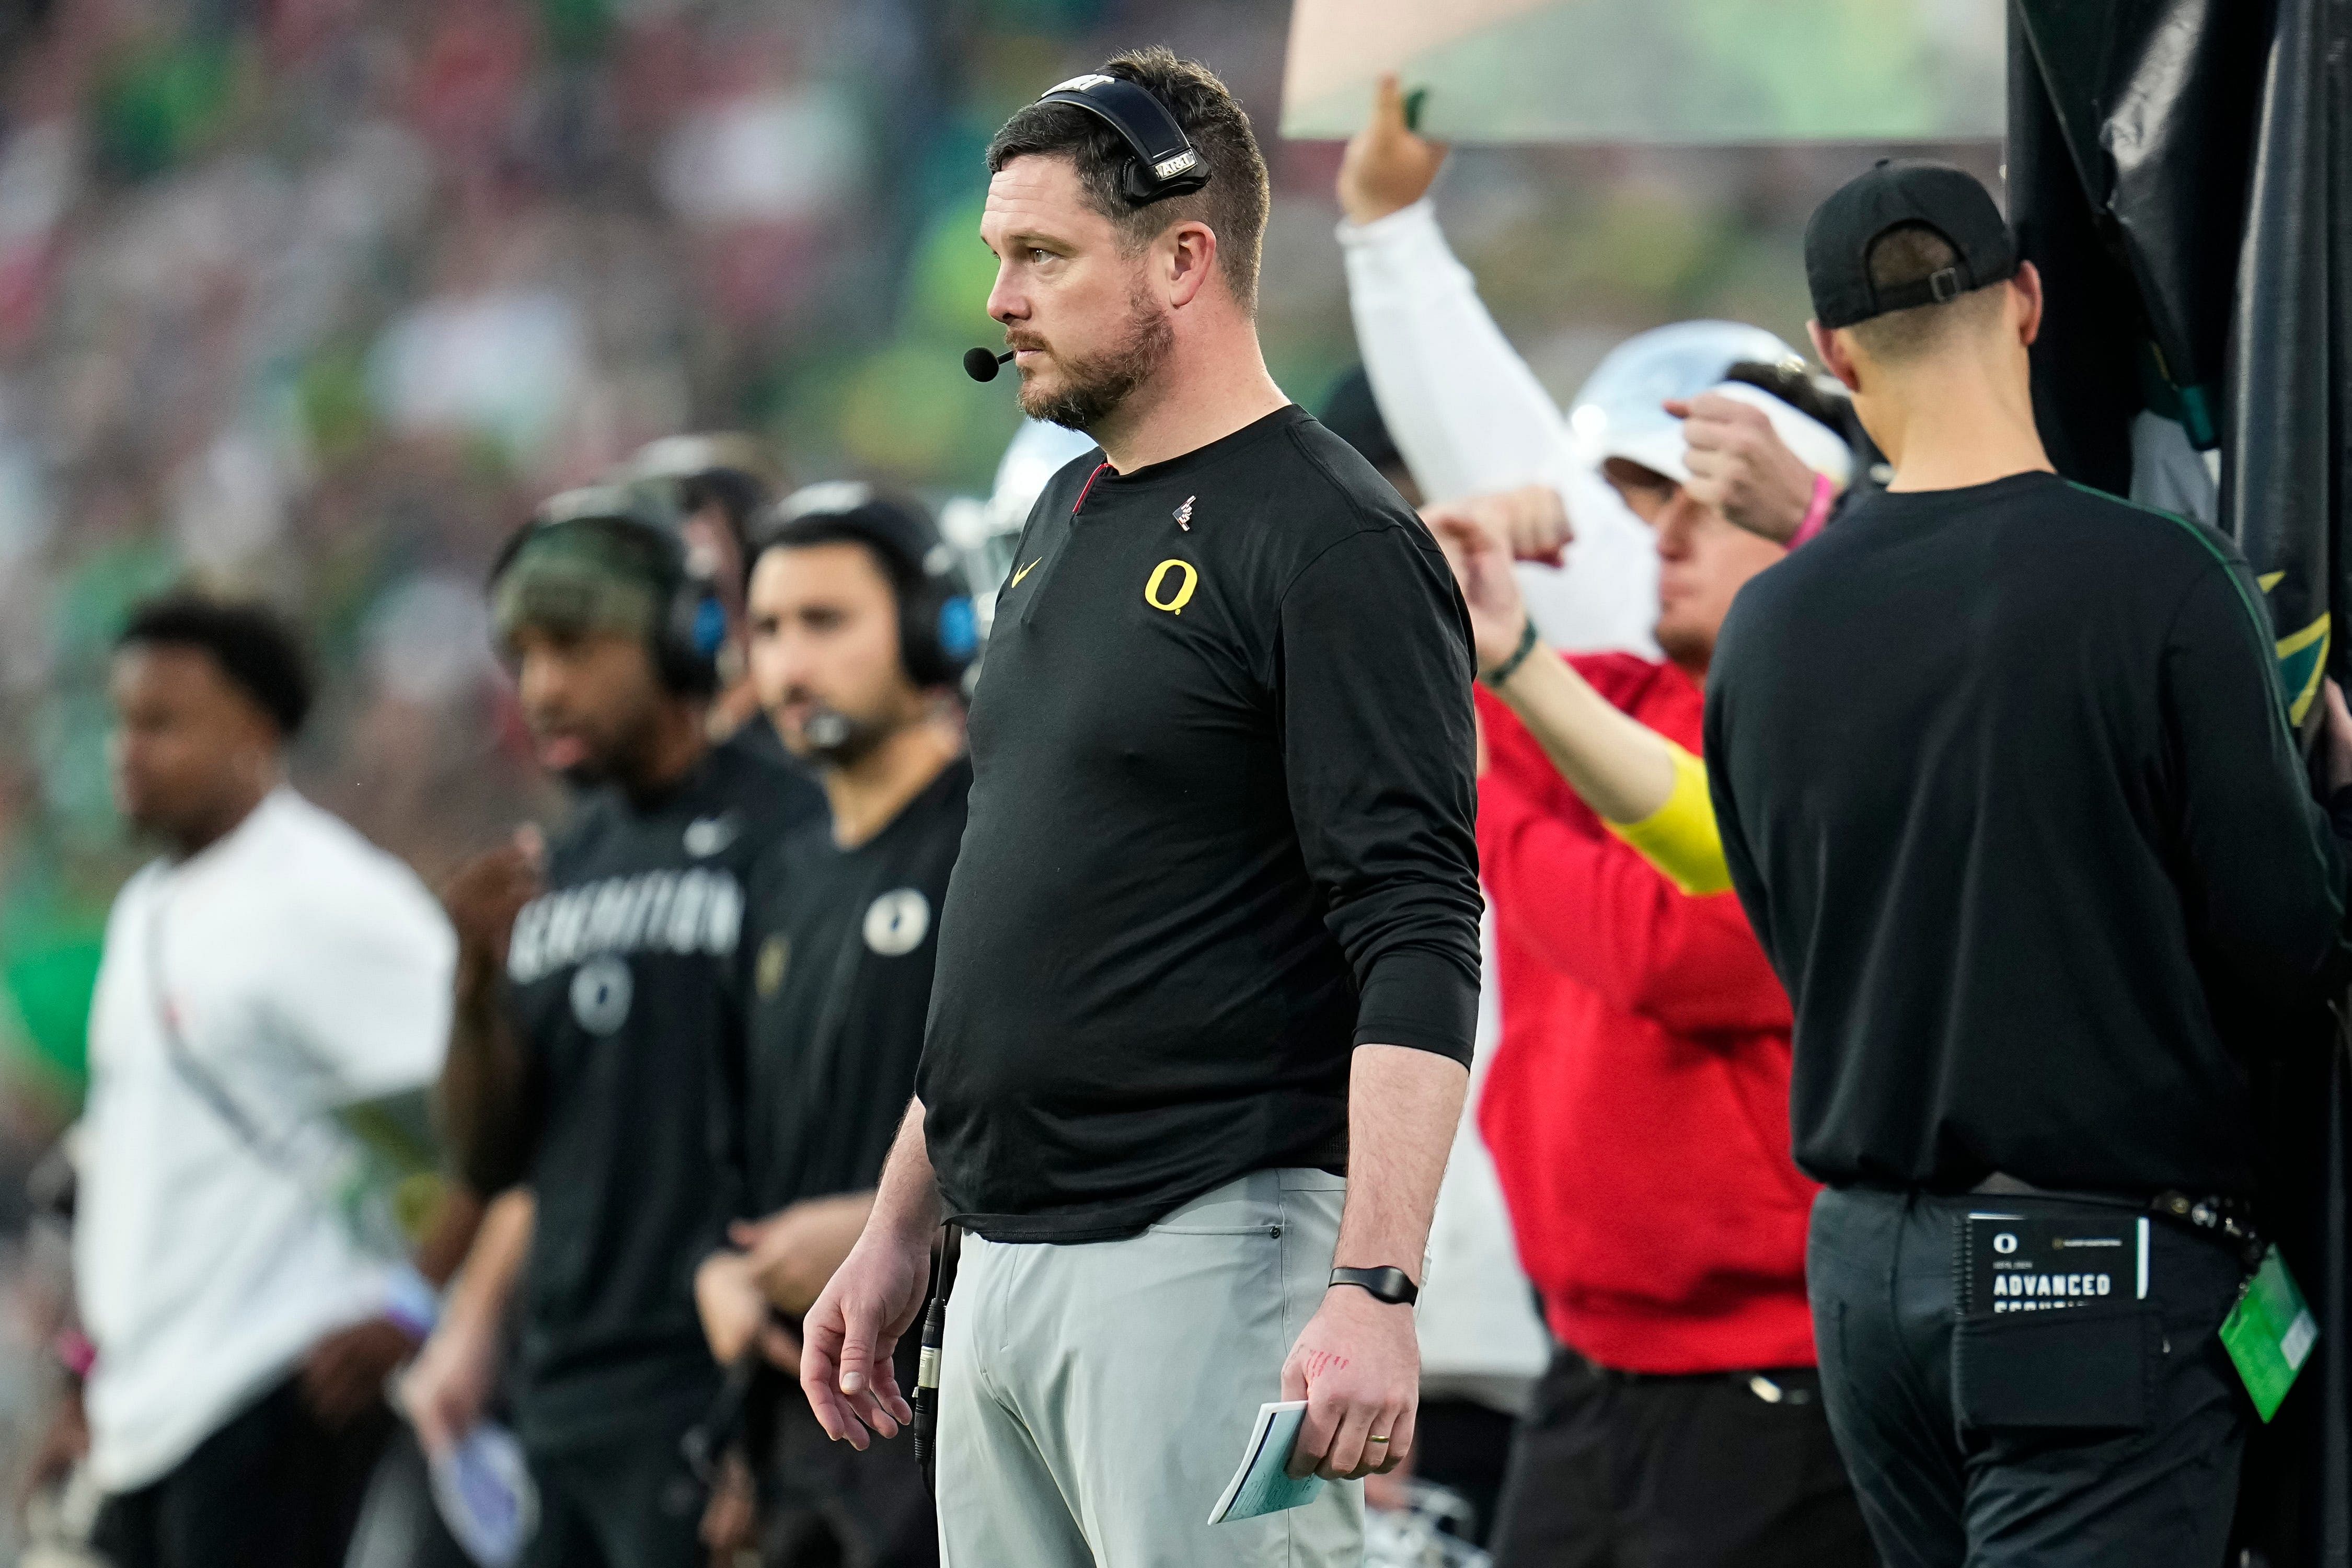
xmin=1804 ymin=159 xmax=2017 ymax=329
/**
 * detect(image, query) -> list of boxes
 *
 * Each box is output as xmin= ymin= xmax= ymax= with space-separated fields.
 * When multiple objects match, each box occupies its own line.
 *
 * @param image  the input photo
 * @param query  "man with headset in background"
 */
xmin=802 ymin=51 xmax=1482 ymax=1567
xmin=405 ymin=434 xmax=803 ymax=1511
xmin=693 ymin=484 xmax=976 ymax=1568
xmin=624 ymin=433 xmax=794 ymax=751
xmin=403 ymin=482 xmax=822 ymax=1568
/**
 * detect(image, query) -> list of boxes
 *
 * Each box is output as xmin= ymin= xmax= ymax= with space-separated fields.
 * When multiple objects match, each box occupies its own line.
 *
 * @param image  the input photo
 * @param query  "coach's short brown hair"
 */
xmin=986 ymin=47 xmax=1271 ymax=314
xmin=1846 ymin=222 xmax=2006 ymax=363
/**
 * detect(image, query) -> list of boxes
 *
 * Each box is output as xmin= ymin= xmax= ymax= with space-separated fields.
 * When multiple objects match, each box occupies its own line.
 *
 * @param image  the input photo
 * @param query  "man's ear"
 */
xmin=2010 ymin=260 xmax=2044 ymax=350
xmin=1162 ymin=220 xmax=1219 ymax=311
xmin=1809 ymin=320 xmax=1862 ymax=393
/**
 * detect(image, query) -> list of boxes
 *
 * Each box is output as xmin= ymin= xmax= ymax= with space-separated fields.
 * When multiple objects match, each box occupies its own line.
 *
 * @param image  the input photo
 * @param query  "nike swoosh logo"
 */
xmin=1011 ymin=559 xmax=1041 ymax=587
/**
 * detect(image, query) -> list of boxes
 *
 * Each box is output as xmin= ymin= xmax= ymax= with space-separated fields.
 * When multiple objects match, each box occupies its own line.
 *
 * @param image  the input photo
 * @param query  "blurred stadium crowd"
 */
xmin=0 ymin=1 xmax=2002 ymax=1561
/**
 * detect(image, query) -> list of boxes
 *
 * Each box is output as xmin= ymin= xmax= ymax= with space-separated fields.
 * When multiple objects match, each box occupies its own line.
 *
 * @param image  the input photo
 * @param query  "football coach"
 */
xmin=798 ymin=47 xmax=1483 ymax=1567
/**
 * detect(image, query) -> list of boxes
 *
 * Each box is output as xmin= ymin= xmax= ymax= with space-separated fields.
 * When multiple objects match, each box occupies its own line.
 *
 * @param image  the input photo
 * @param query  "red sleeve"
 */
xmin=1475 ymin=691 xmax=1791 ymax=1038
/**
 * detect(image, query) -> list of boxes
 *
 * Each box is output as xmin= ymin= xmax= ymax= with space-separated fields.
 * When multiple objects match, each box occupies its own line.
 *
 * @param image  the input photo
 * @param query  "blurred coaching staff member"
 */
xmin=75 ymin=594 xmax=456 ymax=1568
xmin=694 ymin=485 xmax=976 ymax=1568
xmin=411 ymin=482 xmax=821 ymax=1568
xmin=1708 ymin=160 xmax=2352 ymax=1566
xmin=799 ymin=49 xmax=1484 ymax=1567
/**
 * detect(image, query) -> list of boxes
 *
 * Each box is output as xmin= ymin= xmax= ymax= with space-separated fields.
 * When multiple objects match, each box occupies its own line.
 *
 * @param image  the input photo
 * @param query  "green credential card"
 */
xmin=2220 ymin=1245 xmax=2318 ymax=1423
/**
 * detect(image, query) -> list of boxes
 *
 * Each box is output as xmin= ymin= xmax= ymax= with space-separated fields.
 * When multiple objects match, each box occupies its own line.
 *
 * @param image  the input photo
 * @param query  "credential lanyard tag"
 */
xmin=2220 ymin=1244 xmax=2318 ymax=1423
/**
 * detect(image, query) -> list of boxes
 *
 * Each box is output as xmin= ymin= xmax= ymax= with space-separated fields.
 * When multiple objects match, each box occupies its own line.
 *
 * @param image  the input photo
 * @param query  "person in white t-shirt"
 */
xmin=50 ymin=593 xmax=457 ymax=1568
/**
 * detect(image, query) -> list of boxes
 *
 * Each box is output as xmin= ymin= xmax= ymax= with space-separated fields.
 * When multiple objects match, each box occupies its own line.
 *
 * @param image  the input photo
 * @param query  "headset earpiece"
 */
xmin=1036 ymin=73 xmax=1209 ymax=208
xmin=490 ymin=482 xmax=724 ymax=697
xmin=759 ymin=486 xmax=979 ymax=691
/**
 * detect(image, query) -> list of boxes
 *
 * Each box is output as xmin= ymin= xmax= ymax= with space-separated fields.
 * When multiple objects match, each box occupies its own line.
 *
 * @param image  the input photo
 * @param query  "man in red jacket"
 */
xmin=1429 ymin=387 xmax=1872 ymax=1568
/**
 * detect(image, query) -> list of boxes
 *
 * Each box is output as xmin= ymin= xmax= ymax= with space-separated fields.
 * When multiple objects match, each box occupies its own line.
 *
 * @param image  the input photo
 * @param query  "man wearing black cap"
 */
xmin=1704 ymin=158 xmax=2352 ymax=1564
xmin=410 ymin=482 xmax=822 ymax=1568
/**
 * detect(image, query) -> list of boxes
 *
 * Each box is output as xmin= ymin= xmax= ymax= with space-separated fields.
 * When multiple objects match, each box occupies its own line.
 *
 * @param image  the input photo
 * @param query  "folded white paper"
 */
xmin=1207 ymin=1400 xmax=1327 ymax=1525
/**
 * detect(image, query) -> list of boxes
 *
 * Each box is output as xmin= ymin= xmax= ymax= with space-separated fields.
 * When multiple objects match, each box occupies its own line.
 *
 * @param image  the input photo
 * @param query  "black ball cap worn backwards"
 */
xmin=1804 ymin=159 xmax=2019 ymax=329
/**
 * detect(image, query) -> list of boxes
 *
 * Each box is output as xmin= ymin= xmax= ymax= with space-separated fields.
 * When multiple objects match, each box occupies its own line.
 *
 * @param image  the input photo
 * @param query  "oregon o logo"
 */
xmin=863 ymin=889 xmax=932 ymax=956
xmin=1144 ymin=559 xmax=1198 ymax=615
xmin=1994 ymin=1232 xmax=2019 ymax=1255
xmin=755 ymin=935 xmax=789 ymax=997
xmin=570 ymin=956 xmax=633 ymax=1035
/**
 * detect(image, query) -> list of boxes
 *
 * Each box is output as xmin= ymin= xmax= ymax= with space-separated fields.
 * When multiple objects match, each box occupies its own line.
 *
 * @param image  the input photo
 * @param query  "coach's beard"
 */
xmin=1018 ymin=289 xmax=1176 ymax=434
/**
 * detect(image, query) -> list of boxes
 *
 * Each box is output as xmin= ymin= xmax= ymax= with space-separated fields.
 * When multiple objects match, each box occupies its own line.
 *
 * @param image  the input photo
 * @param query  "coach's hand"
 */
xmin=1339 ymin=74 xmax=1447 ymax=227
xmin=443 ymin=827 xmax=544 ymax=967
xmin=799 ymin=1224 xmax=927 ymax=1450
xmin=1426 ymin=485 xmax=1572 ymax=567
xmin=303 ymin=1316 xmax=419 ymax=1430
xmin=402 ymin=1306 xmax=499 ymax=1456
xmin=696 ymin=1249 xmax=800 ymax=1373
xmin=1667 ymin=391 xmax=1816 ymax=544
xmin=1282 ymin=1285 xmax=1419 ymax=1480
xmin=740 ymin=1191 xmax=874 ymax=1318
xmin=1426 ymin=508 xmax=1533 ymax=672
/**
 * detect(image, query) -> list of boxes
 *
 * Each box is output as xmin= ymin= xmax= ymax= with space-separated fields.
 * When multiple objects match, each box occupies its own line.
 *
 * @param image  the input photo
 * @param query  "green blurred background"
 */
xmin=0 ymin=0 xmax=1990 ymax=1152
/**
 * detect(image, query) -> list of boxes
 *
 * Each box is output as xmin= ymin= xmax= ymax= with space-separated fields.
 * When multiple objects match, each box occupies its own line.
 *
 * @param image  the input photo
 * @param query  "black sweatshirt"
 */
xmin=1705 ymin=472 xmax=2352 ymax=1201
xmin=917 ymin=406 xmax=1482 ymax=1242
xmin=504 ymin=733 xmax=821 ymax=1448
xmin=735 ymin=757 xmax=969 ymax=1215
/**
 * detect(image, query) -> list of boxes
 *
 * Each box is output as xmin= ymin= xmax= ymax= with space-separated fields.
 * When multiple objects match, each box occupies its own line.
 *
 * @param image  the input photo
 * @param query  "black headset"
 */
xmin=487 ymin=481 xmax=729 ymax=695
xmin=753 ymin=483 xmax=978 ymax=690
xmin=1034 ymin=72 xmax=1210 ymax=207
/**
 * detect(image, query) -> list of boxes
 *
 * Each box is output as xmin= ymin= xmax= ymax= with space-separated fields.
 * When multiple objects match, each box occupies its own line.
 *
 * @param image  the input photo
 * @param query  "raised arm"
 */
xmin=1429 ymin=506 xmax=1729 ymax=895
xmin=436 ymin=833 xmax=544 ymax=1195
xmin=1338 ymin=79 xmax=1573 ymax=505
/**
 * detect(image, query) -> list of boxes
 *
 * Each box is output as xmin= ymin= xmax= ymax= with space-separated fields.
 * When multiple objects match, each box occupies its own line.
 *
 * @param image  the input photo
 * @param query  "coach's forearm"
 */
xmin=865 ymin=1099 xmax=944 ymax=1248
xmin=1491 ymin=643 xmax=1677 ymax=824
xmin=439 ymin=948 xmax=532 ymax=1194
xmin=1332 ymin=1045 xmax=1467 ymax=1278
xmin=442 ymin=1189 xmax=533 ymax=1336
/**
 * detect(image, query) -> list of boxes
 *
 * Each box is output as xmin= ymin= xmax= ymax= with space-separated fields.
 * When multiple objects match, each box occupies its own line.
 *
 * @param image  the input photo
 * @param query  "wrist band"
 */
xmin=53 ymin=1326 xmax=94 ymax=1380
xmin=1790 ymin=472 xmax=1837 ymax=548
xmin=1482 ymin=616 xmax=1540 ymax=688
xmin=1329 ymin=1265 xmax=1420 ymax=1306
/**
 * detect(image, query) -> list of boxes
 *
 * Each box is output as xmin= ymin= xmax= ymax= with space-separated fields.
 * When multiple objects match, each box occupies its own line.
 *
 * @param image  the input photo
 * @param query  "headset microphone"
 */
xmin=803 ymin=708 xmax=855 ymax=752
xmin=964 ymin=348 xmax=1014 ymax=383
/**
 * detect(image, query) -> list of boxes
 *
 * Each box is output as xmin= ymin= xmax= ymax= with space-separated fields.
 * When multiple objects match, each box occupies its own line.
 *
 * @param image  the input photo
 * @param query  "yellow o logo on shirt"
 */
xmin=1144 ymin=559 xmax=1199 ymax=615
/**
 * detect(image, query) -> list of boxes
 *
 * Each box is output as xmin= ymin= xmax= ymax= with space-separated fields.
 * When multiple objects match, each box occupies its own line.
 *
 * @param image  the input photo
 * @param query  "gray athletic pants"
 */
xmin=936 ymin=1168 xmax=1366 ymax=1566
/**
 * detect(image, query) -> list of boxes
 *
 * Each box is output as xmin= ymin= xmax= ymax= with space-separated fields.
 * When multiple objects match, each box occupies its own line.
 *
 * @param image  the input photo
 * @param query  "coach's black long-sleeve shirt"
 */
xmin=918 ymin=405 xmax=1482 ymax=1242
xmin=1706 ymin=472 xmax=2352 ymax=1201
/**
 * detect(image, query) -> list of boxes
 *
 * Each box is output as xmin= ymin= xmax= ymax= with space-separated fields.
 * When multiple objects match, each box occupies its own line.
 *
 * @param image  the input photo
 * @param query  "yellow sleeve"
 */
xmin=1604 ymin=741 xmax=1733 ymax=897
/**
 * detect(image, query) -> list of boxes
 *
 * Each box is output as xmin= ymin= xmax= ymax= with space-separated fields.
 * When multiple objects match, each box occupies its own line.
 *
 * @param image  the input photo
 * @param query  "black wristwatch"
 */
xmin=1329 ymin=1265 xmax=1420 ymax=1306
